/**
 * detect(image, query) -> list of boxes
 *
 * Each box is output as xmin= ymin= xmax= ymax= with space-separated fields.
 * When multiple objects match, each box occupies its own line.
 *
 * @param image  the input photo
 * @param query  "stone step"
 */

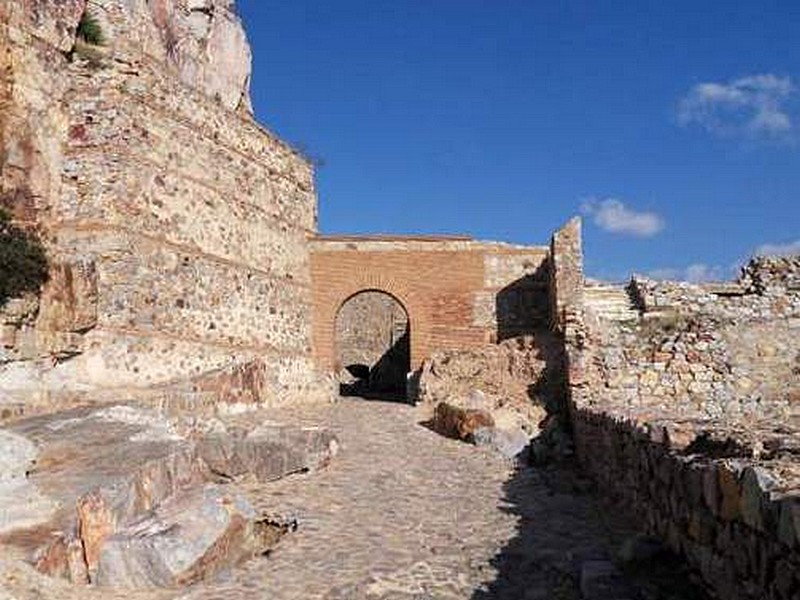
xmin=584 ymin=285 xmax=639 ymax=322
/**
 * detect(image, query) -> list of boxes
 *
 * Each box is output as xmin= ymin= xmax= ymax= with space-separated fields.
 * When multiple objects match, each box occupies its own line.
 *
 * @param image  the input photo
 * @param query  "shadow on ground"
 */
xmin=471 ymin=461 xmax=711 ymax=600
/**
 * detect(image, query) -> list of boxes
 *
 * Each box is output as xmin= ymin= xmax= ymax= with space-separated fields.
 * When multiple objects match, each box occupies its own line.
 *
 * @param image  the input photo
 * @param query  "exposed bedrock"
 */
xmin=0 ymin=405 xmax=337 ymax=588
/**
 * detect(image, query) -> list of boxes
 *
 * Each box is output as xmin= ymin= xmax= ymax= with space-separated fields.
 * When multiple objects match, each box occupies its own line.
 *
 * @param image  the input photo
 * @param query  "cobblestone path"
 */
xmin=0 ymin=398 xmax=705 ymax=600
xmin=189 ymin=398 xmax=704 ymax=600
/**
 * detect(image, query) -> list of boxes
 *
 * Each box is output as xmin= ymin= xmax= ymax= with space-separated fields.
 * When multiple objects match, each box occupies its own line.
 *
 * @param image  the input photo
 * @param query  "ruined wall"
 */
xmin=309 ymin=235 xmax=549 ymax=371
xmin=562 ymin=247 xmax=800 ymax=599
xmin=587 ymin=259 xmax=800 ymax=419
xmin=549 ymin=216 xmax=583 ymax=336
xmin=0 ymin=0 xmax=324 ymax=410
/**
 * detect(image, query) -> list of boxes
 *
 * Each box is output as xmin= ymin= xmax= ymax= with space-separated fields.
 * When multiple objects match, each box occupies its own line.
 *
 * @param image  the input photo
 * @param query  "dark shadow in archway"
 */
xmin=336 ymin=290 xmax=410 ymax=403
xmin=340 ymin=327 xmax=410 ymax=401
xmin=496 ymin=261 xmax=550 ymax=341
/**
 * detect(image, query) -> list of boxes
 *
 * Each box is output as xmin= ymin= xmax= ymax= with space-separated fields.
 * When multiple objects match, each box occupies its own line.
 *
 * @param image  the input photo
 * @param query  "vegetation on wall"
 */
xmin=0 ymin=208 xmax=48 ymax=305
xmin=76 ymin=10 xmax=105 ymax=46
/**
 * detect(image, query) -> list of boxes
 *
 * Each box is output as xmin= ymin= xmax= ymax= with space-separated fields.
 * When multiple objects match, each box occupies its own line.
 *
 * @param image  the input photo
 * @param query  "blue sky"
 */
xmin=238 ymin=1 xmax=800 ymax=281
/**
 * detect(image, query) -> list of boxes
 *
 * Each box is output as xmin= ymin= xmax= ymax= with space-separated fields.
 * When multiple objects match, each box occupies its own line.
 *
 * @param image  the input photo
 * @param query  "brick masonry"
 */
xmin=309 ymin=235 xmax=549 ymax=372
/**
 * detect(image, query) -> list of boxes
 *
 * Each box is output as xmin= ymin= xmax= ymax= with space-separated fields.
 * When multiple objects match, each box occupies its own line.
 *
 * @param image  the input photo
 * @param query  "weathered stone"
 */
xmin=198 ymin=423 xmax=339 ymax=482
xmin=431 ymin=402 xmax=495 ymax=442
xmin=95 ymin=485 xmax=265 ymax=588
xmin=740 ymin=466 xmax=779 ymax=531
xmin=778 ymin=499 xmax=800 ymax=549
xmin=718 ymin=462 xmax=743 ymax=521
xmin=0 ymin=430 xmax=57 ymax=535
xmin=472 ymin=426 xmax=529 ymax=459
xmin=2 ymin=405 xmax=337 ymax=587
xmin=702 ymin=464 xmax=721 ymax=515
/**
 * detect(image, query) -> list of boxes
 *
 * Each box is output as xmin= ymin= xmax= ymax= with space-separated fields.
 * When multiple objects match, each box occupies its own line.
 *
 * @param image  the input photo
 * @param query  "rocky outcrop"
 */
xmin=0 ymin=429 xmax=57 ymax=536
xmin=1 ymin=404 xmax=338 ymax=588
xmin=95 ymin=485 xmax=282 ymax=588
xmin=88 ymin=0 xmax=253 ymax=112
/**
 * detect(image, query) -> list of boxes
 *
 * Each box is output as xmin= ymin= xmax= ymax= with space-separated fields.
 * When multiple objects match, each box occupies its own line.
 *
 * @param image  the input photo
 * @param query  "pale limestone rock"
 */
xmin=95 ymin=484 xmax=261 ymax=588
xmin=91 ymin=0 xmax=252 ymax=111
xmin=0 ymin=430 xmax=57 ymax=535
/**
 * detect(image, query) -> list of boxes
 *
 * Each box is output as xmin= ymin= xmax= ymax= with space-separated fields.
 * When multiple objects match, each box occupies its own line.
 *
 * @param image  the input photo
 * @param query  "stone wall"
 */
xmin=549 ymin=217 xmax=583 ymax=336
xmin=0 ymin=0 xmax=324 ymax=410
xmin=560 ymin=236 xmax=800 ymax=598
xmin=309 ymin=235 xmax=550 ymax=371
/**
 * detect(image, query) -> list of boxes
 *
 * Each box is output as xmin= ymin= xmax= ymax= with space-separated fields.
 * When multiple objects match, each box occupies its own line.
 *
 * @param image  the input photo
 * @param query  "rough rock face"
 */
xmin=0 ymin=430 xmax=57 ymax=535
xmin=92 ymin=0 xmax=253 ymax=112
xmin=95 ymin=485 xmax=264 ymax=588
xmin=1 ymin=404 xmax=338 ymax=588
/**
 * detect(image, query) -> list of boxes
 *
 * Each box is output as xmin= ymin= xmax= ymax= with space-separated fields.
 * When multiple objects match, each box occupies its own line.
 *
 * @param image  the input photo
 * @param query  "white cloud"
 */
xmin=647 ymin=263 xmax=729 ymax=283
xmin=754 ymin=239 xmax=800 ymax=257
xmin=580 ymin=198 xmax=664 ymax=237
xmin=678 ymin=74 xmax=795 ymax=138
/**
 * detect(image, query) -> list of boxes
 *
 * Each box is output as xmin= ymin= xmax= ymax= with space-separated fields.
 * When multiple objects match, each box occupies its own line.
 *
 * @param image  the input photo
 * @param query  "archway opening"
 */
xmin=335 ymin=290 xmax=410 ymax=401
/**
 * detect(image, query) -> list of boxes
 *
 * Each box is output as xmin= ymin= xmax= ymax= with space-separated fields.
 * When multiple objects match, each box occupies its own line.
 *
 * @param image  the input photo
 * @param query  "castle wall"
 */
xmin=0 ymin=0 xmax=323 ymax=409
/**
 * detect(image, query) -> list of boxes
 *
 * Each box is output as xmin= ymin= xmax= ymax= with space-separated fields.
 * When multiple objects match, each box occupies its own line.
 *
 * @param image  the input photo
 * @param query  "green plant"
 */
xmin=76 ymin=10 xmax=104 ymax=46
xmin=0 ymin=209 xmax=48 ymax=305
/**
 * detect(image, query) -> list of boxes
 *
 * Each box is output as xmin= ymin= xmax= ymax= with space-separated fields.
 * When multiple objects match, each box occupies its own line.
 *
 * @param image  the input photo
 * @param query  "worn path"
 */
xmin=0 ymin=398 xmax=704 ymax=600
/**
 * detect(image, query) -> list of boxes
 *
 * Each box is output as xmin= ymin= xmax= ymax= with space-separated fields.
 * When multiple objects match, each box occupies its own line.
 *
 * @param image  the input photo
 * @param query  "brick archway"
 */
xmin=309 ymin=235 xmax=551 ymax=374
xmin=313 ymin=270 xmax=432 ymax=371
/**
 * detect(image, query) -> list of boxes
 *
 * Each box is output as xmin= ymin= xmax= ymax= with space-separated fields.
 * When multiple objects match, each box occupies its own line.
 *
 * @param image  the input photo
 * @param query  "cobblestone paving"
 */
xmin=0 ymin=398 xmax=706 ymax=600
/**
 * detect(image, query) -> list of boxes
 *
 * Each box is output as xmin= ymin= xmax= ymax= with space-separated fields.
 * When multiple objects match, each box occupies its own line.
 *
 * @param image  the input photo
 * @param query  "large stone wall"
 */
xmin=560 ymin=229 xmax=800 ymax=599
xmin=0 ymin=0 xmax=324 ymax=410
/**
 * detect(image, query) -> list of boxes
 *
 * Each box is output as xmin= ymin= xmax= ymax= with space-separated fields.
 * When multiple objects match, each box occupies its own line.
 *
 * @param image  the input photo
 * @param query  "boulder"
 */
xmin=95 ymin=485 xmax=266 ymax=588
xmin=472 ymin=426 xmax=530 ymax=459
xmin=431 ymin=402 xmax=494 ymax=442
xmin=197 ymin=423 xmax=339 ymax=482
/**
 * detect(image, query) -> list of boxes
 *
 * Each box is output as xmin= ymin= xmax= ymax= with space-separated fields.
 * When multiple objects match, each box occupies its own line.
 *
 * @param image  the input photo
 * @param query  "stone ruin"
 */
xmin=1 ymin=1 xmax=799 ymax=598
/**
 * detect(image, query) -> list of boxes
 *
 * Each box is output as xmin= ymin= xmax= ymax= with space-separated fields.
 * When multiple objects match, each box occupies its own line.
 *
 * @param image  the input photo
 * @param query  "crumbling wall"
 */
xmin=0 ymin=0 xmax=324 ymax=411
xmin=563 ymin=250 xmax=800 ymax=599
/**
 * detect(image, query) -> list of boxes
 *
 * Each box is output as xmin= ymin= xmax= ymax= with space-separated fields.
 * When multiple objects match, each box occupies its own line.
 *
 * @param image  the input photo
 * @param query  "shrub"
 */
xmin=76 ymin=10 xmax=104 ymax=46
xmin=0 ymin=209 xmax=48 ymax=305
